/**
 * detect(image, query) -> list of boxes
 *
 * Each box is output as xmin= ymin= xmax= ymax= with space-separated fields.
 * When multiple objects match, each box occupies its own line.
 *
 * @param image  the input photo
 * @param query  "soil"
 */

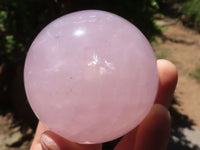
xmin=1 ymin=16 xmax=200 ymax=149
xmin=154 ymin=17 xmax=200 ymax=130
xmin=0 ymin=112 xmax=33 ymax=150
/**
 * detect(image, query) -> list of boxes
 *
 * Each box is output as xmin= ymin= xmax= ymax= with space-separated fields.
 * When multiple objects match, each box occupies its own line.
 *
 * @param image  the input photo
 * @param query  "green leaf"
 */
xmin=0 ymin=10 xmax=7 ymax=31
xmin=5 ymin=35 xmax=15 ymax=54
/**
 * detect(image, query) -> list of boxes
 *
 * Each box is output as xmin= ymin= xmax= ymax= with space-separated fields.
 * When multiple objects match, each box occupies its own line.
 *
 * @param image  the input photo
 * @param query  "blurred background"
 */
xmin=0 ymin=0 xmax=200 ymax=149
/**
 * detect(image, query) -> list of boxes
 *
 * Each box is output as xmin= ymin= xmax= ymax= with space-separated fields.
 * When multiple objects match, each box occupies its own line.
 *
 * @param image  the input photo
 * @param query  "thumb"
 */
xmin=40 ymin=131 xmax=102 ymax=150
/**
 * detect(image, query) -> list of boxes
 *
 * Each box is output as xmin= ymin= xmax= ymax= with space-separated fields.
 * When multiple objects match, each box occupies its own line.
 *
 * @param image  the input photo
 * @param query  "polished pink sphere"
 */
xmin=24 ymin=10 xmax=158 ymax=144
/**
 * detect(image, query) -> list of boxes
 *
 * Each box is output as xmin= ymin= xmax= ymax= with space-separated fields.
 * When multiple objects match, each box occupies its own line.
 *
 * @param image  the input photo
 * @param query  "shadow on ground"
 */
xmin=0 ymin=101 xmax=36 ymax=148
xmin=102 ymin=96 xmax=200 ymax=150
xmin=167 ymin=96 xmax=200 ymax=150
xmin=0 ymin=63 xmax=37 ymax=149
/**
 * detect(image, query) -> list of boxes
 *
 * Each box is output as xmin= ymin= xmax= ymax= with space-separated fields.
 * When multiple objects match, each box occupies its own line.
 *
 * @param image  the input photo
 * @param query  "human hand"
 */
xmin=30 ymin=59 xmax=178 ymax=150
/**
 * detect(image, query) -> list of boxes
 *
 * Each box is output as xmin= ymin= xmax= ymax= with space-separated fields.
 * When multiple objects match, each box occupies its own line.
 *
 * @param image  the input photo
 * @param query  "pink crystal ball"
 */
xmin=24 ymin=10 xmax=158 ymax=144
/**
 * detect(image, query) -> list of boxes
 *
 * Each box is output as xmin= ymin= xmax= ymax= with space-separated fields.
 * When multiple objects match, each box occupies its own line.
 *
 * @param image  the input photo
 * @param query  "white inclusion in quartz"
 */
xmin=104 ymin=60 xmax=115 ymax=70
xmin=88 ymin=54 xmax=98 ymax=66
xmin=99 ymin=60 xmax=115 ymax=75
xmin=99 ymin=67 xmax=106 ymax=75
xmin=89 ymin=15 xmax=96 ymax=18
xmin=88 ymin=54 xmax=115 ymax=75
xmin=88 ymin=15 xmax=97 ymax=22
xmin=74 ymin=29 xmax=85 ymax=37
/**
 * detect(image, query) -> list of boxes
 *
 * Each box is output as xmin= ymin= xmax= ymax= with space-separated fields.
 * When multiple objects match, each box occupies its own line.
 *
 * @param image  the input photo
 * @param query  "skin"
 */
xmin=30 ymin=59 xmax=178 ymax=150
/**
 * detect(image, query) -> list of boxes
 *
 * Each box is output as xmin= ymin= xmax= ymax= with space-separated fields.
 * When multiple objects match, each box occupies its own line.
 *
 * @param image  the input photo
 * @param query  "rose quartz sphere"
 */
xmin=24 ymin=10 xmax=158 ymax=144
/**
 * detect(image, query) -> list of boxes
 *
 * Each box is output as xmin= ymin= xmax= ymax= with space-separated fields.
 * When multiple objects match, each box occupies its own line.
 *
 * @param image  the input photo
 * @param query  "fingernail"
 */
xmin=40 ymin=133 xmax=60 ymax=150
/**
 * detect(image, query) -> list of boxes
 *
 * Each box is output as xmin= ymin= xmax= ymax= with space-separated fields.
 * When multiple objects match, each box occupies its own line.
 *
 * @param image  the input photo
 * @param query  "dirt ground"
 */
xmin=1 ymin=16 xmax=200 ymax=149
xmin=154 ymin=17 xmax=200 ymax=130
xmin=0 ymin=112 xmax=33 ymax=150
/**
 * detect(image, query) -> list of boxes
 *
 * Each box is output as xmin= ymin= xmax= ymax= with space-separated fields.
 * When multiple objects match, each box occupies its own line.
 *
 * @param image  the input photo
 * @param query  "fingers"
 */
xmin=134 ymin=59 xmax=177 ymax=150
xmin=30 ymin=122 xmax=102 ymax=150
xmin=134 ymin=104 xmax=171 ymax=150
xmin=155 ymin=59 xmax=178 ymax=108
xmin=30 ymin=122 xmax=48 ymax=150
xmin=40 ymin=131 xmax=102 ymax=150
xmin=115 ymin=59 xmax=178 ymax=150
xmin=31 ymin=59 xmax=178 ymax=150
xmin=114 ymin=127 xmax=138 ymax=150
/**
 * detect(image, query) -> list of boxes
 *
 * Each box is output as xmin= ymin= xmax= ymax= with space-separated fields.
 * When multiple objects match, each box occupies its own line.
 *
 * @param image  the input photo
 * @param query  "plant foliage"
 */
xmin=181 ymin=0 xmax=200 ymax=30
